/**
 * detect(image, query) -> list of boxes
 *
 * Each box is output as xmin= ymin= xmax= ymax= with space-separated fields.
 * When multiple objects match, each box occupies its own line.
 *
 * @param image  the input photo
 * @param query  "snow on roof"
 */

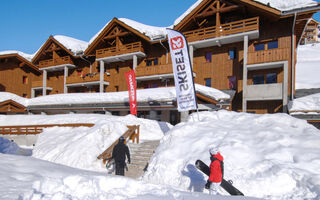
xmin=118 ymin=18 xmax=168 ymax=41
xmin=0 ymin=92 xmax=28 ymax=107
xmin=0 ymin=50 xmax=34 ymax=62
xmin=173 ymin=0 xmax=319 ymax=26
xmin=53 ymin=35 xmax=88 ymax=55
xmin=289 ymin=93 xmax=320 ymax=114
xmin=0 ymin=85 xmax=230 ymax=107
xmin=89 ymin=18 xmax=168 ymax=45
xmin=296 ymin=43 xmax=320 ymax=90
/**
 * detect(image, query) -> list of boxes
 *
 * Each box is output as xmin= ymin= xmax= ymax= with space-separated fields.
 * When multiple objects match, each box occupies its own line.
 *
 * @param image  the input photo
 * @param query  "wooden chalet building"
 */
xmin=173 ymin=0 xmax=320 ymax=114
xmin=31 ymin=35 xmax=91 ymax=97
xmin=0 ymin=51 xmax=41 ymax=98
xmin=0 ymin=0 xmax=320 ymax=123
xmin=300 ymin=18 xmax=320 ymax=44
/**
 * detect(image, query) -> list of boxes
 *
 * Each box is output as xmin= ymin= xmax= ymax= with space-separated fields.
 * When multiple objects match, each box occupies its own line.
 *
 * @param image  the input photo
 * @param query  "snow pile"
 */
xmin=174 ymin=0 xmax=318 ymax=26
xmin=0 ymin=50 xmax=34 ymax=61
xmin=296 ymin=43 xmax=320 ymax=89
xmin=143 ymin=110 xmax=320 ymax=200
xmin=289 ymin=93 xmax=320 ymax=114
xmin=54 ymin=35 xmax=88 ymax=55
xmin=0 ymin=155 xmax=260 ymax=200
xmin=13 ymin=114 xmax=172 ymax=172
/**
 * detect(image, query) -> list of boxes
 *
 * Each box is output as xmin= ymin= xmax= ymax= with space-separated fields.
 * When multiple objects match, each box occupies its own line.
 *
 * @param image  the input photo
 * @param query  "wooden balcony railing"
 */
xmin=135 ymin=64 xmax=173 ymax=77
xmin=247 ymin=48 xmax=290 ymax=64
xmin=184 ymin=17 xmax=259 ymax=42
xmin=39 ymin=56 xmax=73 ymax=68
xmin=66 ymin=73 xmax=110 ymax=85
xmin=31 ymin=81 xmax=53 ymax=88
xmin=96 ymin=42 xmax=144 ymax=58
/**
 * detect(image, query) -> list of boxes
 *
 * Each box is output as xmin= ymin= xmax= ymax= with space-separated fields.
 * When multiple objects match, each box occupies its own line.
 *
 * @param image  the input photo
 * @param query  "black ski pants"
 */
xmin=115 ymin=162 xmax=125 ymax=176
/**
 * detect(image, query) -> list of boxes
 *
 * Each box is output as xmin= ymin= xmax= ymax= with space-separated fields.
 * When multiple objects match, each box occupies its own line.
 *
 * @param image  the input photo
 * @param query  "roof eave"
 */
xmin=280 ymin=4 xmax=320 ymax=16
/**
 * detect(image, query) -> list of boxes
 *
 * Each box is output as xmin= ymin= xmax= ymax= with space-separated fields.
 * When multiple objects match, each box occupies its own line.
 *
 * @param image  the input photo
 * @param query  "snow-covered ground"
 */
xmin=0 ymin=111 xmax=319 ymax=199
xmin=296 ymin=43 xmax=320 ymax=90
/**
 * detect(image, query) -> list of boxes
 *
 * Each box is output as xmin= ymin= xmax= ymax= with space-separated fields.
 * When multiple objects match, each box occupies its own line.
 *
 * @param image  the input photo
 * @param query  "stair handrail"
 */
xmin=97 ymin=125 xmax=140 ymax=163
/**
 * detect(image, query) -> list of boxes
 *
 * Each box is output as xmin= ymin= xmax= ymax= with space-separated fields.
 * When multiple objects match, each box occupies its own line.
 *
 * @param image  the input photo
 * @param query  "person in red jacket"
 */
xmin=205 ymin=147 xmax=224 ymax=195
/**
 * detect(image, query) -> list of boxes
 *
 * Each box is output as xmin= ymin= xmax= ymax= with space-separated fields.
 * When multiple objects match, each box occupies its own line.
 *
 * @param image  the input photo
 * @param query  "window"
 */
xmin=116 ymin=65 xmax=120 ymax=73
xmin=254 ymin=43 xmax=265 ymax=51
xmin=22 ymin=93 xmax=27 ymax=98
xmin=22 ymin=76 xmax=28 ymax=84
xmin=146 ymin=58 xmax=159 ymax=66
xmin=146 ymin=60 xmax=152 ymax=66
xmin=266 ymin=73 xmax=277 ymax=84
xmin=267 ymin=41 xmax=278 ymax=50
xmin=205 ymin=78 xmax=211 ymax=87
xmin=205 ymin=52 xmax=212 ymax=63
xmin=228 ymin=76 xmax=236 ymax=89
xmin=115 ymin=86 xmax=119 ymax=92
xmin=229 ymin=49 xmax=236 ymax=60
xmin=153 ymin=58 xmax=158 ymax=65
xmin=253 ymin=74 xmax=264 ymax=84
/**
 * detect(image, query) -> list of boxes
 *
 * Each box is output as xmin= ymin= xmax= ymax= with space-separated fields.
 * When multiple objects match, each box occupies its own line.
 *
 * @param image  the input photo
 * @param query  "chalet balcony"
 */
xmin=96 ymin=42 xmax=144 ymax=59
xmin=38 ymin=56 xmax=74 ymax=68
xmin=31 ymin=81 xmax=53 ymax=88
xmin=183 ymin=17 xmax=259 ymax=48
xmin=135 ymin=64 xmax=173 ymax=77
xmin=246 ymin=83 xmax=283 ymax=100
xmin=247 ymin=48 xmax=290 ymax=65
xmin=66 ymin=73 xmax=110 ymax=86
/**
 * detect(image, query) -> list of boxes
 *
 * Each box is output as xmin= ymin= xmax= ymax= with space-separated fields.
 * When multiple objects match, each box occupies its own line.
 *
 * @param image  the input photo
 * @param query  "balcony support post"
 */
xmin=100 ymin=60 xmax=105 ymax=93
xmin=189 ymin=45 xmax=194 ymax=69
xmin=31 ymin=88 xmax=35 ymax=98
xmin=133 ymin=55 xmax=137 ymax=70
xmin=242 ymin=35 xmax=248 ymax=112
xmin=64 ymin=66 xmax=68 ymax=94
xmin=42 ymin=70 xmax=47 ymax=96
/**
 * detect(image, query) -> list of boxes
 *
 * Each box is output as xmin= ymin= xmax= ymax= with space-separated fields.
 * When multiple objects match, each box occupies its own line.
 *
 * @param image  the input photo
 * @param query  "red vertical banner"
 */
xmin=125 ymin=70 xmax=137 ymax=115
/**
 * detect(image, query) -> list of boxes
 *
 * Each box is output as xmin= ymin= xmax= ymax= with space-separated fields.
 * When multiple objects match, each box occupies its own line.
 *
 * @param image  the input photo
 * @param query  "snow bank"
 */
xmin=296 ymin=43 xmax=320 ymax=89
xmin=2 ymin=114 xmax=172 ymax=172
xmin=143 ymin=110 xmax=320 ymax=199
xmin=0 ymin=154 xmax=261 ymax=200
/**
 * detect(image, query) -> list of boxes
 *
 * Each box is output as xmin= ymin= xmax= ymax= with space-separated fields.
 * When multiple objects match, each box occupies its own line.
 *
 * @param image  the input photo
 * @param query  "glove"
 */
xmin=205 ymin=180 xmax=211 ymax=189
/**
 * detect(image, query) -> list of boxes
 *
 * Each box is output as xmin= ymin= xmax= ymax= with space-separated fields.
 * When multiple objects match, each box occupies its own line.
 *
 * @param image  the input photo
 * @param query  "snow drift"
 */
xmin=143 ymin=110 xmax=320 ymax=200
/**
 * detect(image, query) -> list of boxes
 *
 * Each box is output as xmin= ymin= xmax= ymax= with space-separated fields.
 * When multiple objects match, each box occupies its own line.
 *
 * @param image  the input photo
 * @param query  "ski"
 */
xmin=195 ymin=159 xmax=244 ymax=196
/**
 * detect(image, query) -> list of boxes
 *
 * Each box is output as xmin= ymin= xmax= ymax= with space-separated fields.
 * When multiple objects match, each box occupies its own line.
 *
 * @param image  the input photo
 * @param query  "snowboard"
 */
xmin=195 ymin=159 xmax=244 ymax=196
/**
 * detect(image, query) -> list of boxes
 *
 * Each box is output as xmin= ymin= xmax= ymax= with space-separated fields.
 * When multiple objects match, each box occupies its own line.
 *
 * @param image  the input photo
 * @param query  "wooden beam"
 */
xmin=103 ymin=32 xmax=130 ymax=40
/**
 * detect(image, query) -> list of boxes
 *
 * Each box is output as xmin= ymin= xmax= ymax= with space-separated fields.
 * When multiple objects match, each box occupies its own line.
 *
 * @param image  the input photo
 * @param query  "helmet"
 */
xmin=119 ymin=136 xmax=125 ymax=143
xmin=209 ymin=147 xmax=219 ymax=155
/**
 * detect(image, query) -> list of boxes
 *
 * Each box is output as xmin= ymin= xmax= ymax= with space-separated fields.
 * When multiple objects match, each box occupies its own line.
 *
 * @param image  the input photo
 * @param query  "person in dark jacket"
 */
xmin=111 ymin=136 xmax=131 ymax=176
xmin=205 ymin=147 xmax=224 ymax=195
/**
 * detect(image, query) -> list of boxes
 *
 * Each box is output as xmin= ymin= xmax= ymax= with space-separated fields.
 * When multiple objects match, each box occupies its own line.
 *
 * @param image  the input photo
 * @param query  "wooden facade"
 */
xmin=0 ymin=0 xmax=319 ymax=118
xmin=0 ymin=53 xmax=41 ymax=98
xmin=300 ymin=18 xmax=319 ymax=44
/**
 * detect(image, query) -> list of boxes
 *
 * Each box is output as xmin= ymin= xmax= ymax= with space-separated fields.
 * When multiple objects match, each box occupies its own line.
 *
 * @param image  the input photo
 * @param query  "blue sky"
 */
xmin=1 ymin=0 xmax=320 ymax=54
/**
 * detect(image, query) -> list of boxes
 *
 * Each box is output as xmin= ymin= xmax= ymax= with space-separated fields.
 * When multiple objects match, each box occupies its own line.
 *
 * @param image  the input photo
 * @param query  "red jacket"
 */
xmin=209 ymin=152 xmax=224 ymax=183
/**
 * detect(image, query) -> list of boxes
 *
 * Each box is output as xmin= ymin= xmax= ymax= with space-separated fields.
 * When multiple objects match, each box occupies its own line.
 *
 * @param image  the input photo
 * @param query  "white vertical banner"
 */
xmin=167 ymin=29 xmax=197 ymax=112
